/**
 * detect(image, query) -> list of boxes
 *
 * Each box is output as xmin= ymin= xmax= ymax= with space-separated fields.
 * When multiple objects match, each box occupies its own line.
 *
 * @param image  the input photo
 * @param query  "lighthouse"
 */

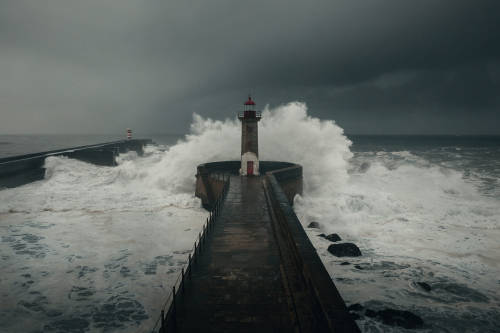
xmin=238 ymin=96 xmax=261 ymax=176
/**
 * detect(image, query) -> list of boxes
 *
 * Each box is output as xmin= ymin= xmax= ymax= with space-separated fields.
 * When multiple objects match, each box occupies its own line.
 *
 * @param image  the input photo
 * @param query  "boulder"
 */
xmin=340 ymin=261 xmax=351 ymax=265
xmin=365 ymin=309 xmax=377 ymax=318
xmin=307 ymin=221 xmax=320 ymax=228
xmin=327 ymin=243 xmax=362 ymax=257
xmin=319 ymin=233 xmax=342 ymax=242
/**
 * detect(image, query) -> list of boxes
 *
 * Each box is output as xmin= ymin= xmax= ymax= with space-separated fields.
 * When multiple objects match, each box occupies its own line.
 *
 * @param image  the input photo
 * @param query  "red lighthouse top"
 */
xmin=239 ymin=96 xmax=261 ymax=120
xmin=244 ymin=96 xmax=255 ymax=106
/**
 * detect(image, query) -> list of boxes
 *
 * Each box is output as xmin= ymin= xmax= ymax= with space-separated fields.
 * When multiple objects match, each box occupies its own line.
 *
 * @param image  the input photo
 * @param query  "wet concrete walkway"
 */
xmin=172 ymin=176 xmax=293 ymax=332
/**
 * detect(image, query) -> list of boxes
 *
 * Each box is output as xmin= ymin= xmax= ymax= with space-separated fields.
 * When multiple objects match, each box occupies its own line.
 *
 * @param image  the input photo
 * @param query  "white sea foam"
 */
xmin=1 ymin=102 xmax=499 ymax=332
xmin=294 ymin=145 xmax=500 ymax=331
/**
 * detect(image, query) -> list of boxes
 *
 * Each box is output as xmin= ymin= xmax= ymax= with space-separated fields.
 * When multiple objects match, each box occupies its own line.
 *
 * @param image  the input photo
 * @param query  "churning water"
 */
xmin=1 ymin=103 xmax=499 ymax=332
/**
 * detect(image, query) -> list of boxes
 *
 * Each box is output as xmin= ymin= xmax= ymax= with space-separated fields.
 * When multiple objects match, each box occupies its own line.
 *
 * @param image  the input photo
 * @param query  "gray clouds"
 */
xmin=1 ymin=0 xmax=499 ymax=134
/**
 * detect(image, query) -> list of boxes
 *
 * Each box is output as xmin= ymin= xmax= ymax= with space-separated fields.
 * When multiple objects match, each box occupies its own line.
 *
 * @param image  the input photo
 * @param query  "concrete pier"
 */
xmin=174 ymin=176 xmax=293 ymax=332
xmin=0 ymin=139 xmax=152 ymax=188
xmin=164 ymin=171 xmax=359 ymax=332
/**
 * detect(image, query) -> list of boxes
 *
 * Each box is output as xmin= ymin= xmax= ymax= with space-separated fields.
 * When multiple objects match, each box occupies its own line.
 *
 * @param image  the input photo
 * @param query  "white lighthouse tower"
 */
xmin=238 ymin=96 xmax=261 ymax=176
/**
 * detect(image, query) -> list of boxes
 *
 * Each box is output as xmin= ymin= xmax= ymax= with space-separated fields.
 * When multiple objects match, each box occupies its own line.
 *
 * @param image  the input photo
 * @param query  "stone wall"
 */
xmin=264 ymin=171 xmax=359 ymax=332
xmin=194 ymin=168 xmax=228 ymax=210
xmin=241 ymin=119 xmax=259 ymax=156
xmin=194 ymin=160 xmax=303 ymax=208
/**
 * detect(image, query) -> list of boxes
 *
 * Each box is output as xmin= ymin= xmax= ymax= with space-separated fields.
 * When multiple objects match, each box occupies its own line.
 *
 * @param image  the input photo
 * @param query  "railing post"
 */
xmin=188 ymin=253 xmax=192 ymax=277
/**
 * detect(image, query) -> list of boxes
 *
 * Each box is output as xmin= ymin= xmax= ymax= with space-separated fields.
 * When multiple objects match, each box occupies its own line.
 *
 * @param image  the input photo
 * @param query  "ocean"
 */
xmin=1 ymin=103 xmax=499 ymax=332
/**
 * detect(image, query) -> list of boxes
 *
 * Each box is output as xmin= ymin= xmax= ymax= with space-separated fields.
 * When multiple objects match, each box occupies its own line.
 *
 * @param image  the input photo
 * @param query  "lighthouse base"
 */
xmin=240 ymin=152 xmax=259 ymax=176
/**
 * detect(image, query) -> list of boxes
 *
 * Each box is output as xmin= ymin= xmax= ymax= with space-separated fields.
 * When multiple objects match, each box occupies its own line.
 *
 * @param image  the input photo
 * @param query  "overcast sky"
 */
xmin=1 ymin=0 xmax=499 ymax=135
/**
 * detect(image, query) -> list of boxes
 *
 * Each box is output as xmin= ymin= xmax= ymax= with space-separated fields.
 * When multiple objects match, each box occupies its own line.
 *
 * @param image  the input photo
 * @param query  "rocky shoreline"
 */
xmin=307 ymin=221 xmax=426 ymax=330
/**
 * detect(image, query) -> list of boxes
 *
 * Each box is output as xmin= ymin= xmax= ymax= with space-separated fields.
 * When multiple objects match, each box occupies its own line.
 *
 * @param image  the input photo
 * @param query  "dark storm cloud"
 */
xmin=1 ymin=0 xmax=499 ymax=134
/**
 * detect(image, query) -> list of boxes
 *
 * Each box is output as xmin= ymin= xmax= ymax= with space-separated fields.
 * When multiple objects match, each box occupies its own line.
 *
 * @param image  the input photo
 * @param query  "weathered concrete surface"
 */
xmin=173 ymin=176 xmax=294 ymax=332
xmin=195 ymin=161 xmax=302 ymax=208
xmin=194 ymin=171 xmax=227 ymax=210
xmin=171 ymin=175 xmax=359 ymax=332
xmin=265 ymin=173 xmax=360 ymax=332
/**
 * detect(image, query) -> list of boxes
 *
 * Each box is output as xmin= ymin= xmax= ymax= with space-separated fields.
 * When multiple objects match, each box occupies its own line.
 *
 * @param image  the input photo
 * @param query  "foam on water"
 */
xmin=293 ymin=146 xmax=500 ymax=330
xmin=1 ymin=102 xmax=499 ymax=332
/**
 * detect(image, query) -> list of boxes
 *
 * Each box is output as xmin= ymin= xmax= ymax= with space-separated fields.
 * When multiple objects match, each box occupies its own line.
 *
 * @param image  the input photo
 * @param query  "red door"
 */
xmin=247 ymin=161 xmax=254 ymax=176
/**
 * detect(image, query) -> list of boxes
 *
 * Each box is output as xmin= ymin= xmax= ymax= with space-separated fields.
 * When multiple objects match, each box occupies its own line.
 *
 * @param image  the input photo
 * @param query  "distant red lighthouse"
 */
xmin=238 ymin=96 xmax=261 ymax=176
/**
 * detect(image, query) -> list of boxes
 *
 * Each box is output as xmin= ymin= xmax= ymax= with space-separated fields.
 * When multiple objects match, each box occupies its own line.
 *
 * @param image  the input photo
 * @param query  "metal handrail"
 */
xmin=151 ymin=175 xmax=230 ymax=333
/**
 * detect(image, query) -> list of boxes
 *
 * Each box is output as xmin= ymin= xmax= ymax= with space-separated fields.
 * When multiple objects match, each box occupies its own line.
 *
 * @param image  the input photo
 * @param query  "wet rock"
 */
xmin=365 ymin=309 xmax=377 ymax=317
xmin=347 ymin=303 xmax=364 ymax=312
xmin=340 ymin=261 xmax=351 ymax=265
xmin=417 ymin=282 xmax=432 ymax=292
xmin=319 ymin=233 xmax=342 ymax=242
xmin=307 ymin=221 xmax=320 ymax=228
xmin=354 ymin=265 xmax=364 ymax=270
xmin=377 ymin=309 xmax=424 ymax=329
xmin=327 ymin=243 xmax=362 ymax=257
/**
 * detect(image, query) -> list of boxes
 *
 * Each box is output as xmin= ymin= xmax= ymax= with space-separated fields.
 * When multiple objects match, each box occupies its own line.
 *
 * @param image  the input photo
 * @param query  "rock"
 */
xmin=319 ymin=233 xmax=342 ymax=242
xmin=365 ymin=309 xmax=377 ymax=318
xmin=377 ymin=309 xmax=424 ymax=329
xmin=327 ymin=243 xmax=362 ymax=257
xmin=347 ymin=303 xmax=364 ymax=312
xmin=417 ymin=282 xmax=432 ymax=292
xmin=354 ymin=265 xmax=363 ymax=270
xmin=307 ymin=222 xmax=320 ymax=228
xmin=340 ymin=261 xmax=351 ymax=265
